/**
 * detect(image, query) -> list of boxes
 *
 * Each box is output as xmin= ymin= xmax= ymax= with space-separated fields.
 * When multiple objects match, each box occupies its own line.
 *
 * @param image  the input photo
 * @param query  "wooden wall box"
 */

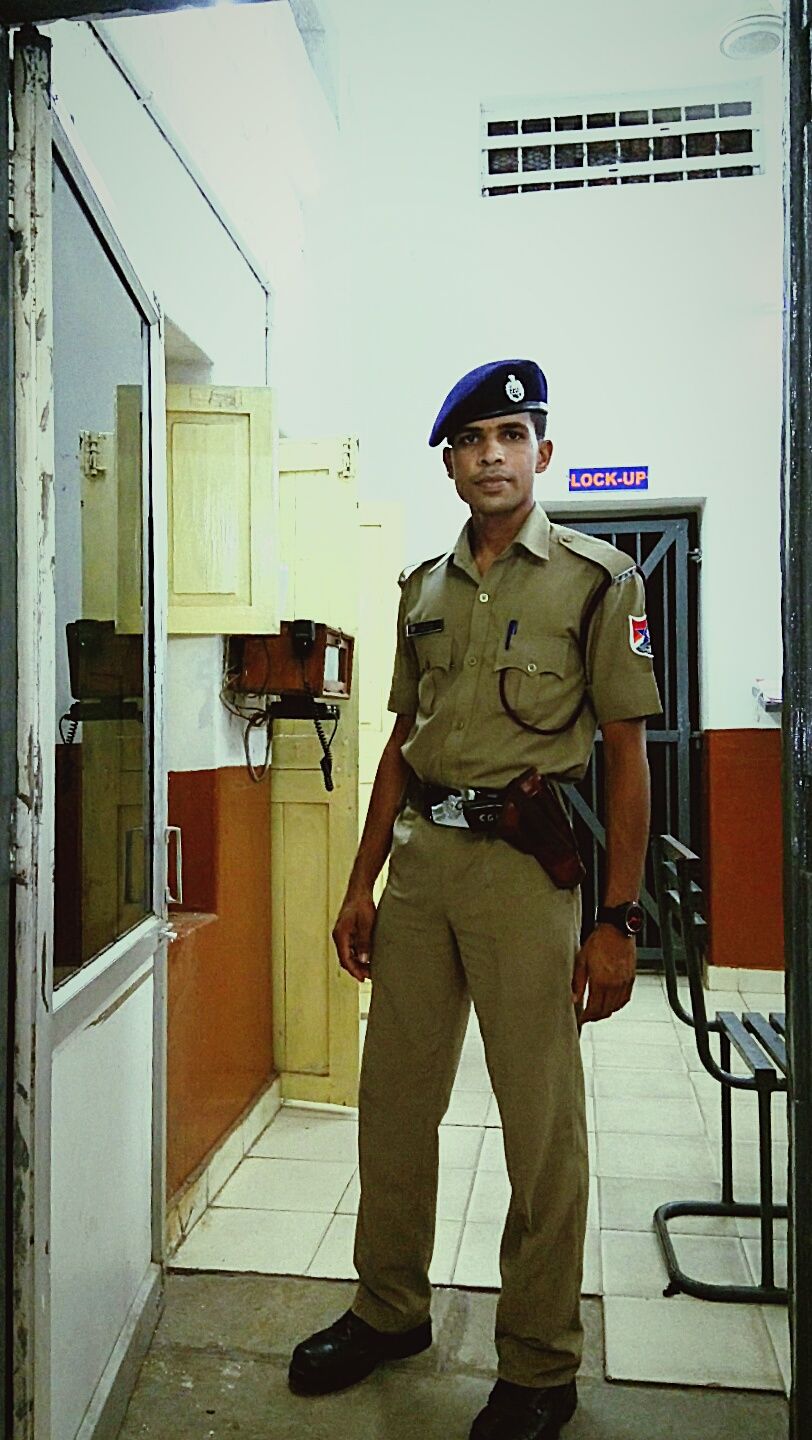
xmin=235 ymin=623 xmax=354 ymax=699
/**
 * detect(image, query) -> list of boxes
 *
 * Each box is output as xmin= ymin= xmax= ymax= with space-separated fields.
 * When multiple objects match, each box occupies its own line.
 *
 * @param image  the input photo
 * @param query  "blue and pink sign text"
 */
xmin=569 ymin=467 xmax=649 ymax=491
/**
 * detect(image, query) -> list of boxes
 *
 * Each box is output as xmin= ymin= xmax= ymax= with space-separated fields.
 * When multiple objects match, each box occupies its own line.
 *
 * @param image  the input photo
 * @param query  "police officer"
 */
xmin=289 ymin=360 xmax=662 ymax=1440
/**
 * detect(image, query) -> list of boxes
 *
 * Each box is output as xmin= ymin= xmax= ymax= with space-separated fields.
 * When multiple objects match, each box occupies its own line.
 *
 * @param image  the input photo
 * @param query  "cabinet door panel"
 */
xmin=166 ymin=386 xmax=278 ymax=634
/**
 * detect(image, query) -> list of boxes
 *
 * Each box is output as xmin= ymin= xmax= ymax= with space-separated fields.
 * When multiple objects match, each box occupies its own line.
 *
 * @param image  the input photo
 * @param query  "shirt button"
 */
xmin=456 ymin=720 xmax=465 ymax=730
xmin=467 ymin=655 xmax=478 ymax=667
xmin=527 ymin=662 xmax=538 ymax=674
xmin=478 ymin=593 xmax=489 ymax=603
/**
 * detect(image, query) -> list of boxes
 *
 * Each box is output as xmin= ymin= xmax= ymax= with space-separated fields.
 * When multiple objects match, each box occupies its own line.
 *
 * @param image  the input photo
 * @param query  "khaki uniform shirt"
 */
xmin=388 ymin=503 xmax=662 ymax=789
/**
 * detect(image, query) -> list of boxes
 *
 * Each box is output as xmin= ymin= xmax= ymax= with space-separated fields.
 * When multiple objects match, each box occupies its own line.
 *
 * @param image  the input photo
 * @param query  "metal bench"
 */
xmin=652 ymin=833 xmax=788 ymax=1305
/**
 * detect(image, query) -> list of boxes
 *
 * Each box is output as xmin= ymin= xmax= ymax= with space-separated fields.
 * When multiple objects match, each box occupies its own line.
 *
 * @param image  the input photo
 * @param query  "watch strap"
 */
xmin=596 ymin=901 xmax=644 ymax=937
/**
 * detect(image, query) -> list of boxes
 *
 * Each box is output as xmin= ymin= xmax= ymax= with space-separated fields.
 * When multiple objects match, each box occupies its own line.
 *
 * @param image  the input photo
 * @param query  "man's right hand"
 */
xmin=332 ymin=892 xmax=377 ymax=982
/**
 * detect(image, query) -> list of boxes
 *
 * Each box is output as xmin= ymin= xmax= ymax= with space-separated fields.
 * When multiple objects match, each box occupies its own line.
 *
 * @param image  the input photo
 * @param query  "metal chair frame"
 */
xmin=652 ymin=833 xmax=788 ymax=1305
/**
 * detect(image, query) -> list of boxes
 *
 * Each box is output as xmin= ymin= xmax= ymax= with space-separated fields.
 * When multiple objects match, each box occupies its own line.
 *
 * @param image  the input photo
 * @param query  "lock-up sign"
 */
xmin=569 ymin=467 xmax=648 ymax=492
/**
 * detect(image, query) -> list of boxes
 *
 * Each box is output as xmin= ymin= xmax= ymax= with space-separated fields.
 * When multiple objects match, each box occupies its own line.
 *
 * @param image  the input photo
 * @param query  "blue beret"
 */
xmin=429 ymin=358 xmax=548 ymax=447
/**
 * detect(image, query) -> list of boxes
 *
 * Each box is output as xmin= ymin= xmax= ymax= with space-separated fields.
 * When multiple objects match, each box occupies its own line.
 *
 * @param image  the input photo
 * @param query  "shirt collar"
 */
xmin=450 ymin=501 xmax=551 ymax=577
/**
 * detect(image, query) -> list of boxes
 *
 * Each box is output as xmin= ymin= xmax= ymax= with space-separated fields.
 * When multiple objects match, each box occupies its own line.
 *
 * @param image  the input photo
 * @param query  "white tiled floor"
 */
xmin=173 ymin=972 xmax=790 ymax=1394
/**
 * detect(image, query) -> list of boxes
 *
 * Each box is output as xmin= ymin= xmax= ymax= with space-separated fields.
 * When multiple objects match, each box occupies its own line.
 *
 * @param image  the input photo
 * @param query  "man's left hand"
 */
xmin=572 ymin=926 xmax=636 ymax=1025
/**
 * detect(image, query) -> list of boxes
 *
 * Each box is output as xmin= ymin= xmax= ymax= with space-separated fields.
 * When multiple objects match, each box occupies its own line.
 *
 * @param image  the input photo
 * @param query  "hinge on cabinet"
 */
xmin=688 ymin=549 xmax=702 ymax=563
xmin=79 ymin=431 xmax=108 ymax=479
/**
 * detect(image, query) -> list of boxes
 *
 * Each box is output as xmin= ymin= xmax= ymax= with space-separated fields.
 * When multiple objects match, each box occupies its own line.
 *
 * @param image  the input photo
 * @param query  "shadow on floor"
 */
xmin=118 ymin=1274 xmax=789 ymax=1440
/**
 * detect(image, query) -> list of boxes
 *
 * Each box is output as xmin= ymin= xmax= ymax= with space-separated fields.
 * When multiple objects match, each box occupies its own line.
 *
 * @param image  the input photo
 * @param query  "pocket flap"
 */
xmin=413 ymin=632 xmax=453 ymax=672
xmin=493 ymin=635 xmax=570 ymax=678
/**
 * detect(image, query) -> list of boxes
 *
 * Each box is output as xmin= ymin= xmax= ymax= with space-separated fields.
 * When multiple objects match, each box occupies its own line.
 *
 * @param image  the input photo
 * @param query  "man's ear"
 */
xmin=443 ymin=445 xmax=454 ymax=479
xmin=535 ymin=439 xmax=554 ymax=474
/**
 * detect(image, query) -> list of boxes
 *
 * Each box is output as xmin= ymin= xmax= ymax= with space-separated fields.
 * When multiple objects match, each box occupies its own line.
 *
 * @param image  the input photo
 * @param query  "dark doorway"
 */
xmin=557 ymin=512 xmax=701 ymax=967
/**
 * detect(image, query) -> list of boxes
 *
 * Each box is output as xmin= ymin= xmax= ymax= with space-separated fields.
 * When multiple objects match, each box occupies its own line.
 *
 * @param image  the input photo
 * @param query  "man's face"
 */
xmin=443 ymin=413 xmax=553 ymax=519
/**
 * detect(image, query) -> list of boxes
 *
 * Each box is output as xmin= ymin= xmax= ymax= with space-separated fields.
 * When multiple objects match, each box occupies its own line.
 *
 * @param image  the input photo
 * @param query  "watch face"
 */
xmin=626 ymin=903 xmax=645 ymax=936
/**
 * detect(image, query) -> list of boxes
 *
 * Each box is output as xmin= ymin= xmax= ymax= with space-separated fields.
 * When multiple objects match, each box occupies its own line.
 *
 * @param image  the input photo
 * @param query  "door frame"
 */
xmin=11 ymin=32 xmax=168 ymax=1438
xmin=0 ymin=25 xmax=14 ymax=1440
xmin=784 ymin=3 xmax=812 ymax=1434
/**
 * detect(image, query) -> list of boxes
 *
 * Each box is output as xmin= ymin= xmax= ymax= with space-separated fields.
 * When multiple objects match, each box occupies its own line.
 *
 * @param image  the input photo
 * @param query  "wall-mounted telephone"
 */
xmin=234 ymin=621 xmax=354 ymax=699
xmin=224 ymin=621 xmax=355 ymax=789
xmin=60 ymin=620 xmax=143 ymax=742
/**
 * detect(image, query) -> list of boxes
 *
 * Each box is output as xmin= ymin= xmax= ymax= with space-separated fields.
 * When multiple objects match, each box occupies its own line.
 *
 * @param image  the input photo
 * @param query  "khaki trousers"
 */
xmin=352 ymin=804 xmax=589 ymax=1388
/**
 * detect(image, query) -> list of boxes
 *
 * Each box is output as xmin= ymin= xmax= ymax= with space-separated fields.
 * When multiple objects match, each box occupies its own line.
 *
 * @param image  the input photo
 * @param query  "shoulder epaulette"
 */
xmin=397 ymin=552 xmax=450 ymax=587
xmin=552 ymin=525 xmax=639 ymax=581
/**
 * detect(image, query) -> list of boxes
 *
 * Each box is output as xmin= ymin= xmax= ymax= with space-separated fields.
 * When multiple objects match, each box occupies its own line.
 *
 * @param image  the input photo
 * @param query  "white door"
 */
xmin=12 ymin=37 xmax=168 ymax=1440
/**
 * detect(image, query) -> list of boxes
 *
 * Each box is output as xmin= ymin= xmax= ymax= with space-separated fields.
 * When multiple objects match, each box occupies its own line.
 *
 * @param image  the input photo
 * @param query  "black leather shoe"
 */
xmin=469 ymin=1379 xmax=578 ymax=1440
xmin=288 ymin=1308 xmax=432 ymax=1396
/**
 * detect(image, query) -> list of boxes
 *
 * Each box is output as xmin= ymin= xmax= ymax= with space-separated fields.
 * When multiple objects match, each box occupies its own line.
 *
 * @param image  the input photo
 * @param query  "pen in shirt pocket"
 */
xmin=505 ymin=620 xmax=519 ymax=651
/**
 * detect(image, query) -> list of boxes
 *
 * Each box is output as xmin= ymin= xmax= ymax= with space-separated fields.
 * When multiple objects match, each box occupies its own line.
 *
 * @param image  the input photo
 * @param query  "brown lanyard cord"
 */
xmin=497 ymin=566 xmax=634 ymax=738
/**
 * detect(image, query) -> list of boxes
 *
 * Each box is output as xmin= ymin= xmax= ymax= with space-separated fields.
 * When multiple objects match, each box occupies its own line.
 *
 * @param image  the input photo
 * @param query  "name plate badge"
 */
xmin=569 ymin=467 xmax=649 ymax=492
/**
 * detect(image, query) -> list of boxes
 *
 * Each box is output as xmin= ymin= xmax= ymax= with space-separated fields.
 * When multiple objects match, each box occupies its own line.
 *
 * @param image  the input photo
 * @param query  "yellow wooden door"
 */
xmin=271 ymin=438 xmax=360 ymax=1105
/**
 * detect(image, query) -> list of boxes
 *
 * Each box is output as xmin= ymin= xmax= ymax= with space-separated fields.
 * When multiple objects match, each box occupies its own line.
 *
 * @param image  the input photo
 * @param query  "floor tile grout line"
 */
xmin=178 ymin=978 xmax=794 ymax=1387
xmin=333 ymin=1168 xmax=359 ymax=1218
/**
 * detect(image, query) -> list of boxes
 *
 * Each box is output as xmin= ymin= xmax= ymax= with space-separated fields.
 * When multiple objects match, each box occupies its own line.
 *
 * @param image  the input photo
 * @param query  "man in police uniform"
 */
xmin=289 ymin=360 xmax=662 ymax=1439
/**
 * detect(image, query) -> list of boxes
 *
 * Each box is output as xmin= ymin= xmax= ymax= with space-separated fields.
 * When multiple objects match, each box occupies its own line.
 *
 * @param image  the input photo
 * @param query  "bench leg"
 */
xmin=758 ymin=1089 xmax=776 ymax=1290
xmin=654 ymin=1200 xmax=788 ymax=1304
xmin=720 ymin=1033 xmax=734 ymax=1204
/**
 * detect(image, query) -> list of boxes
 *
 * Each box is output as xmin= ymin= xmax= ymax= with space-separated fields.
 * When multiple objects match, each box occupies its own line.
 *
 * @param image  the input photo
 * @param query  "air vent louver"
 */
xmin=482 ymin=94 xmax=760 ymax=196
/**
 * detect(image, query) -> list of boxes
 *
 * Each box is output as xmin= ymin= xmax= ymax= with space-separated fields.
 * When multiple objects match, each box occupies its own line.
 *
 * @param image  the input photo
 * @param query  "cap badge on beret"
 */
xmin=505 ymin=373 xmax=525 ymax=404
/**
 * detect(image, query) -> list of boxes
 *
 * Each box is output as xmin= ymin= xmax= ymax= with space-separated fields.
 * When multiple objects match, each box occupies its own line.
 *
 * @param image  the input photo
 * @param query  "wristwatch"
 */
xmin=595 ymin=901 xmax=645 ymax=938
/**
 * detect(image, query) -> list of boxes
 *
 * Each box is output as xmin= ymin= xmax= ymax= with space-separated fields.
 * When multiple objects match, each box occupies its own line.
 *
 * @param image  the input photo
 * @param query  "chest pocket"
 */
xmin=493 ymin=635 xmax=577 ymax=729
xmin=413 ymin=632 xmax=453 ymax=716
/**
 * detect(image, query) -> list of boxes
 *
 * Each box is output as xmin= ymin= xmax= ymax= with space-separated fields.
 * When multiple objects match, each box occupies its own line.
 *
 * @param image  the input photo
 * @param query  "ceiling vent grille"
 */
xmin=481 ymin=94 xmax=761 ymax=196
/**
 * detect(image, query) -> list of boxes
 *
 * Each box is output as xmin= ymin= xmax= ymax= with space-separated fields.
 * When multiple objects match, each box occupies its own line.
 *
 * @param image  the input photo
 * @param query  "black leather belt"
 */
xmin=408 ymin=776 xmax=506 ymax=831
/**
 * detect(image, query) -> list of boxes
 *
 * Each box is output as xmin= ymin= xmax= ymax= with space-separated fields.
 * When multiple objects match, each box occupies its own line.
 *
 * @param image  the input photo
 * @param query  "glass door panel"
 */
xmin=52 ymin=153 xmax=152 ymax=984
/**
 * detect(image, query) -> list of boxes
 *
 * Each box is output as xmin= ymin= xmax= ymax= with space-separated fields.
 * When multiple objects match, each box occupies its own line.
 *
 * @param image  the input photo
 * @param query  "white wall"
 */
xmin=329 ymin=0 xmax=785 ymax=731
xmin=50 ymin=0 xmax=785 ymax=747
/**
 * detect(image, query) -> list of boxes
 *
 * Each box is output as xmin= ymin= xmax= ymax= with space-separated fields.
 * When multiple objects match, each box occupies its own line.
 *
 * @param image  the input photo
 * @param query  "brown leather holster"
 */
xmin=493 ymin=767 xmax=586 ymax=890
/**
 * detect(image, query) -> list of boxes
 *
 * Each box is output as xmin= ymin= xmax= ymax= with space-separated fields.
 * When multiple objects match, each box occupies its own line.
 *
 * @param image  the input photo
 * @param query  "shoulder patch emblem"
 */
xmin=629 ymin=614 xmax=653 ymax=657
xmin=613 ymin=564 xmax=639 ymax=585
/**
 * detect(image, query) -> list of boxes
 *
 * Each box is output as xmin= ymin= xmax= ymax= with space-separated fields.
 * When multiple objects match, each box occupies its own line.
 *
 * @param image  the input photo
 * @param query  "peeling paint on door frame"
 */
xmin=0 ymin=21 xmax=17 ymax=1437
xmin=11 ymin=26 xmax=55 ymax=1440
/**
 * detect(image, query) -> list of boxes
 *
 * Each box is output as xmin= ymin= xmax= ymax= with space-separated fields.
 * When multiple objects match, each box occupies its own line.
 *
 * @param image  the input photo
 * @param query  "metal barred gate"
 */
xmin=559 ymin=514 xmax=701 ymax=967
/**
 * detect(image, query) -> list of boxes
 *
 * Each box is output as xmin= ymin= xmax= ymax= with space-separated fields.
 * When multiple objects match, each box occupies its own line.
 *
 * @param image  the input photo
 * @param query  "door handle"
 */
xmin=166 ymin=825 xmax=183 ymax=906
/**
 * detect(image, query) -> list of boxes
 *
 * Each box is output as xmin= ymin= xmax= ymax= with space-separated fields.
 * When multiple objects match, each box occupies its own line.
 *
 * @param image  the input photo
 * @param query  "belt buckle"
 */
xmin=430 ymin=789 xmax=474 ymax=829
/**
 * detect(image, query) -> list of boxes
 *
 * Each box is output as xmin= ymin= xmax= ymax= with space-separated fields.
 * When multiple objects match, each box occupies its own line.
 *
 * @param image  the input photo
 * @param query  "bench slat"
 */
xmin=744 ymin=1012 xmax=788 ymax=1076
xmin=716 ymin=1011 xmax=778 ymax=1074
